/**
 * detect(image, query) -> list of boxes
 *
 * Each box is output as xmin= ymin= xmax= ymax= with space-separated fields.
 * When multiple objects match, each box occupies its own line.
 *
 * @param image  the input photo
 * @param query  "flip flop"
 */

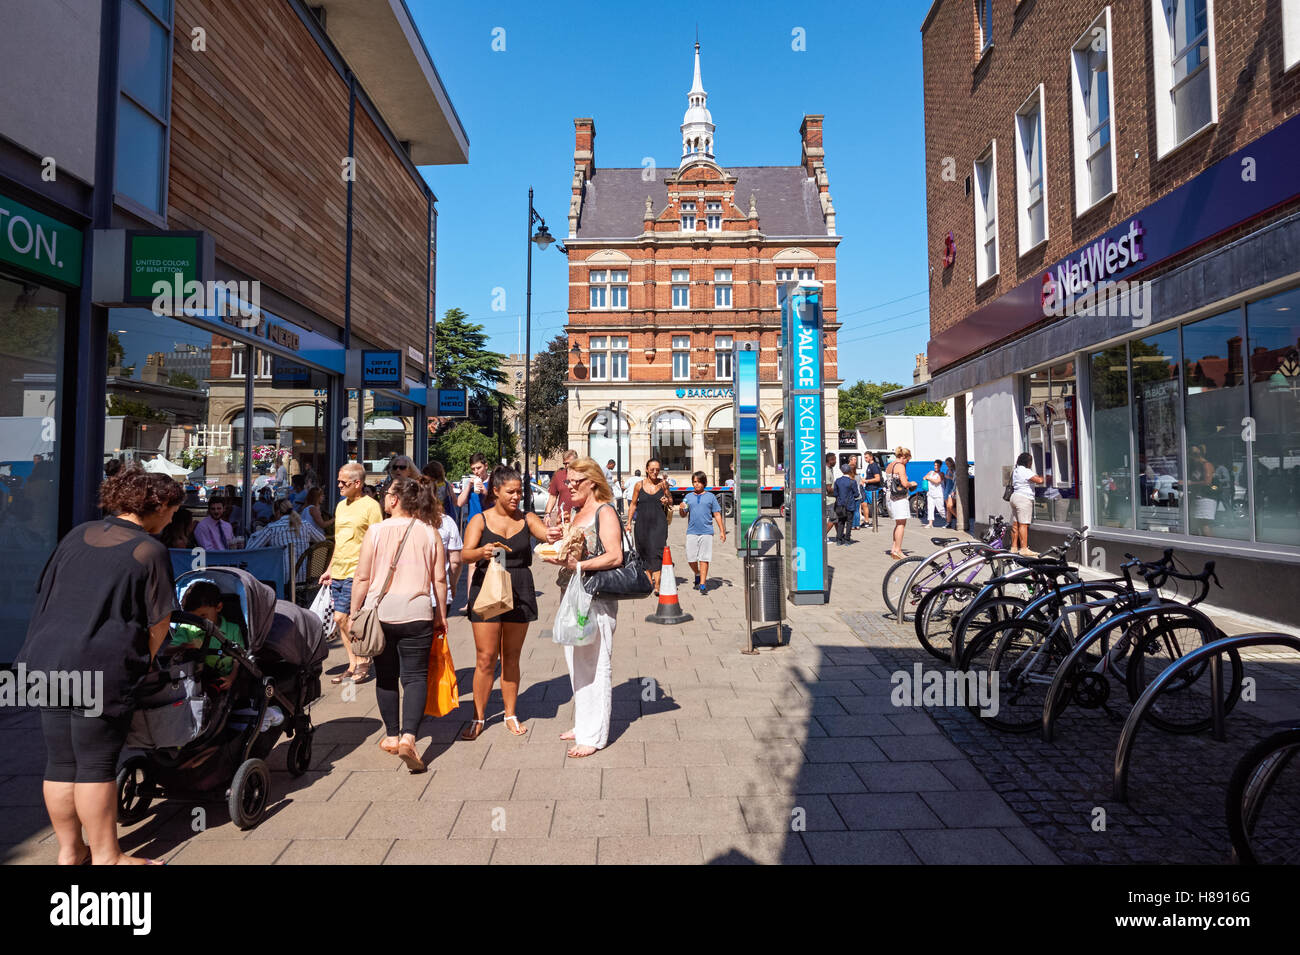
xmin=397 ymin=739 xmax=426 ymax=773
xmin=330 ymin=668 xmax=354 ymax=685
xmin=503 ymin=715 xmax=528 ymax=736
xmin=460 ymin=719 xmax=485 ymax=741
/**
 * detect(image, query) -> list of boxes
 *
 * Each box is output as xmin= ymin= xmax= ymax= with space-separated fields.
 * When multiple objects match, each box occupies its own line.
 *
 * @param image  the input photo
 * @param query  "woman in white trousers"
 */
xmin=541 ymin=457 xmax=623 ymax=758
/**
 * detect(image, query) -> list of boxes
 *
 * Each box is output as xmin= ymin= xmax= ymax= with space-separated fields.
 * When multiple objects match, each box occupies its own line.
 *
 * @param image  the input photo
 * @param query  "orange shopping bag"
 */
xmin=424 ymin=624 xmax=459 ymax=717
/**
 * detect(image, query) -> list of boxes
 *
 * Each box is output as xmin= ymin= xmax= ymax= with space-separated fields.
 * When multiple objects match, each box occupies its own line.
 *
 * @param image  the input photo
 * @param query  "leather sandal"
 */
xmin=351 ymin=661 xmax=371 ymax=684
xmin=330 ymin=668 xmax=354 ymax=684
xmin=397 ymin=738 xmax=425 ymax=773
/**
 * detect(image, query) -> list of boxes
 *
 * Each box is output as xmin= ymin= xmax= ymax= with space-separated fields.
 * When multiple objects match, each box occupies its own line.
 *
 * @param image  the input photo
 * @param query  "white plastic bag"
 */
xmin=553 ymin=571 xmax=596 ymax=646
xmin=309 ymin=586 xmax=336 ymax=641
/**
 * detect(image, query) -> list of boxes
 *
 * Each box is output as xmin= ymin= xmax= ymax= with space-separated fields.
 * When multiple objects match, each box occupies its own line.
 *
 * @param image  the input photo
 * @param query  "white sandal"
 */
xmin=503 ymin=715 xmax=527 ymax=736
xmin=460 ymin=719 xmax=485 ymax=741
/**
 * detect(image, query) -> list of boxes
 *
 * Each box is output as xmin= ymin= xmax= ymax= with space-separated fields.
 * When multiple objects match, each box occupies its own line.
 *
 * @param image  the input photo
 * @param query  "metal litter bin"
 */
xmin=742 ymin=517 xmax=785 ymax=654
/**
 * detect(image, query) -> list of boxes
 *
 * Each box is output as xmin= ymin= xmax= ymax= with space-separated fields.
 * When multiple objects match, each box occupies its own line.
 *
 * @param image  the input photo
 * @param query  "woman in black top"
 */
xmin=460 ymin=466 xmax=560 ymax=741
xmin=18 ymin=464 xmax=181 ymax=864
xmin=625 ymin=458 xmax=672 ymax=594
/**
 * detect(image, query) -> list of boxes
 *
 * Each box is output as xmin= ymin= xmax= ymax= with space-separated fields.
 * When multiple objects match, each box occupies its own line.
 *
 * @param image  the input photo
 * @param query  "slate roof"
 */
xmin=574 ymin=165 xmax=828 ymax=239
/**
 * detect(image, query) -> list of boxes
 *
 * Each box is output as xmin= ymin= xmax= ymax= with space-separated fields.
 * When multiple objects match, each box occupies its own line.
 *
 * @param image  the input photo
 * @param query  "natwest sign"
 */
xmin=1042 ymin=219 xmax=1145 ymax=309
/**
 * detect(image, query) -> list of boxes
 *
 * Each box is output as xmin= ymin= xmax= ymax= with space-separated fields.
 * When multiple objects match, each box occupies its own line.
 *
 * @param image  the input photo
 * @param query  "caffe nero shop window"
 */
xmin=105 ymin=308 xmax=334 ymax=529
xmin=1088 ymin=284 xmax=1300 ymax=547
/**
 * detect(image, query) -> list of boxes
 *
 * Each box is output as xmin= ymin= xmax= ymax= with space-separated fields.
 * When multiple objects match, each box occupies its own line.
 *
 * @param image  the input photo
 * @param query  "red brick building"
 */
xmin=920 ymin=0 xmax=1300 ymax=617
xmin=564 ymin=44 xmax=840 ymax=486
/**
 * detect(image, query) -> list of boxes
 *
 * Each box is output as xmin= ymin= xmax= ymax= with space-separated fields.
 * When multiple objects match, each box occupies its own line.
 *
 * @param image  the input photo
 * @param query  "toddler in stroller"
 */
xmin=117 ymin=567 xmax=326 ymax=830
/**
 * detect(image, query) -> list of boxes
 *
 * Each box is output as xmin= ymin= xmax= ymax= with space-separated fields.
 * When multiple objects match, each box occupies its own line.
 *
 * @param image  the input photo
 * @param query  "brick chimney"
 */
xmin=571 ymin=118 xmax=595 ymax=237
xmin=800 ymin=114 xmax=824 ymax=177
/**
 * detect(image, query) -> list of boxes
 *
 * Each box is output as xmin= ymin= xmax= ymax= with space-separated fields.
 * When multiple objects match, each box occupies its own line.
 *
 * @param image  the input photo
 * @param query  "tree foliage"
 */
xmin=429 ymin=422 xmax=498 ymax=481
xmin=527 ymin=334 xmax=570 ymax=459
xmin=433 ymin=307 xmax=508 ymax=403
xmin=838 ymin=380 xmax=904 ymax=428
xmin=168 ymin=371 xmax=200 ymax=390
xmin=902 ymin=398 xmax=947 ymax=416
xmin=107 ymin=395 xmax=168 ymax=421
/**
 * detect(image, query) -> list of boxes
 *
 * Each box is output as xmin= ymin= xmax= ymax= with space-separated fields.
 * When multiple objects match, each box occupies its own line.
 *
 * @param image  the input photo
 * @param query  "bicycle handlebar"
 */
xmin=1141 ymin=560 xmax=1220 ymax=606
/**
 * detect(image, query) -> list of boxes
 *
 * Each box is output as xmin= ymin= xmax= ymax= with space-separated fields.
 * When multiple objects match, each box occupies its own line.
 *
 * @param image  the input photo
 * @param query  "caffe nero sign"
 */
xmin=0 ymin=194 xmax=82 ymax=285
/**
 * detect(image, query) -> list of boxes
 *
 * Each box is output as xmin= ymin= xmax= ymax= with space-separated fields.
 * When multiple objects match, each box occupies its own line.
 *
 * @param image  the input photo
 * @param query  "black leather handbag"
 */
xmin=581 ymin=504 xmax=654 ymax=600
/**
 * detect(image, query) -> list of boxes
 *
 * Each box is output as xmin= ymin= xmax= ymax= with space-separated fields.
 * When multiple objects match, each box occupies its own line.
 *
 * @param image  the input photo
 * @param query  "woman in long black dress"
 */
xmin=460 ymin=466 xmax=560 ymax=740
xmin=18 ymin=464 xmax=182 ymax=864
xmin=626 ymin=458 xmax=672 ymax=594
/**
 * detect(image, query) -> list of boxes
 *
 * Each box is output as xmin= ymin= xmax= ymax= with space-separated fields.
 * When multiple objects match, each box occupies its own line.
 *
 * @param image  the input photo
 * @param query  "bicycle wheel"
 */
xmin=968 ymin=619 xmax=1072 ymax=733
xmin=1227 ymin=729 xmax=1300 ymax=864
xmin=949 ymin=595 xmax=1029 ymax=666
xmin=881 ymin=555 xmax=925 ymax=617
xmin=1124 ymin=617 xmax=1244 ymax=734
xmin=914 ymin=581 xmax=982 ymax=661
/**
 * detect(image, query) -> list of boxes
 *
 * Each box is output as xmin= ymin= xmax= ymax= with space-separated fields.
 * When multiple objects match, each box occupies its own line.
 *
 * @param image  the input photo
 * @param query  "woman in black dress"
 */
xmin=18 ymin=464 xmax=182 ymax=864
xmin=460 ymin=466 xmax=560 ymax=740
xmin=626 ymin=458 xmax=672 ymax=594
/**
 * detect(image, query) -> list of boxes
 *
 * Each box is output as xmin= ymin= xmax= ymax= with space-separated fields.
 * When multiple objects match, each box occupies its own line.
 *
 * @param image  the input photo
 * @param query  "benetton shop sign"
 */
xmin=0 ymin=193 xmax=82 ymax=285
xmin=929 ymin=110 xmax=1300 ymax=371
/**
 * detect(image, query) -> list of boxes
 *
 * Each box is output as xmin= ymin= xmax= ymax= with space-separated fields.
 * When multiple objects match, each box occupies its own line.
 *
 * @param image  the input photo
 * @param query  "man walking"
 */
xmin=319 ymin=461 xmax=383 ymax=684
xmin=861 ymin=451 xmax=883 ymax=526
xmin=546 ymin=449 xmax=579 ymax=521
xmin=824 ymin=451 xmax=838 ymax=540
xmin=833 ymin=463 xmax=859 ymax=544
xmin=679 ymin=470 xmax=726 ymax=594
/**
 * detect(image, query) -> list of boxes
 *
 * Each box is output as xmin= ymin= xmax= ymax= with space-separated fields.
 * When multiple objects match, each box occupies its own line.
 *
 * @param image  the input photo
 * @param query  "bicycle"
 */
xmin=881 ymin=515 xmax=1009 ymax=620
xmin=1226 ymin=722 xmax=1300 ymax=864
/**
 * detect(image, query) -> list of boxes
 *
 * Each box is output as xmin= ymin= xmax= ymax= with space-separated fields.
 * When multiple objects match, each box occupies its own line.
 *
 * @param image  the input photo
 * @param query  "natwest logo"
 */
xmin=1042 ymin=219 xmax=1145 ymax=310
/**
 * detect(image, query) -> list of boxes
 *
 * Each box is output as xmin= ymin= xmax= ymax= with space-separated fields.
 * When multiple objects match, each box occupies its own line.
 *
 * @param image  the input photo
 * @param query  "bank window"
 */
xmin=588 ymin=336 xmax=608 ymax=380
xmin=706 ymin=201 xmax=722 ymax=231
xmin=681 ymin=202 xmax=697 ymax=231
xmin=672 ymin=335 xmax=691 ymax=380
xmin=1015 ymin=87 xmax=1047 ymax=254
xmin=1071 ymin=10 xmax=1117 ymax=214
xmin=715 ymin=335 xmax=733 ymax=379
xmin=974 ymin=144 xmax=998 ymax=284
xmin=671 ymin=269 xmax=690 ymax=308
xmin=1021 ymin=362 xmax=1079 ymax=526
xmin=1091 ymin=344 xmax=1134 ymax=529
xmin=1132 ymin=327 xmax=1184 ymax=535
xmin=116 ymin=0 xmax=174 ymax=216
xmin=610 ymin=336 xmax=629 ymax=380
xmin=1183 ymin=309 xmax=1250 ymax=541
xmin=714 ymin=269 xmax=732 ymax=308
xmin=976 ymin=0 xmax=993 ymax=55
xmin=1152 ymin=0 xmax=1216 ymax=157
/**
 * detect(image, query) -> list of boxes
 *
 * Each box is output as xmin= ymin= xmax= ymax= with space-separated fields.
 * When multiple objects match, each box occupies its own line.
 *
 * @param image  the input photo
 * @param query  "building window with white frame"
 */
xmin=588 ymin=269 xmax=627 ymax=309
xmin=231 ymin=348 xmax=273 ymax=379
xmin=610 ymin=336 xmax=628 ymax=380
xmin=715 ymin=335 xmax=733 ymax=379
xmin=705 ymin=201 xmax=722 ymax=231
xmin=672 ymin=335 xmax=691 ymax=380
xmin=610 ymin=270 xmax=628 ymax=308
xmin=680 ymin=201 xmax=697 ymax=231
xmin=671 ymin=269 xmax=690 ymax=308
xmin=589 ymin=270 xmax=606 ymax=308
xmin=1151 ymin=0 xmax=1216 ymax=156
xmin=976 ymin=0 xmax=993 ymax=54
xmin=714 ymin=269 xmax=733 ymax=308
xmin=776 ymin=267 xmax=815 ymax=304
xmin=588 ymin=336 xmax=608 ymax=380
xmin=1015 ymin=87 xmax=1048 ymax=253
xmin=973 ymin=144 xmax=999 ymax=283
xmin=1071 ymin=10 xmax=1117 ymax=213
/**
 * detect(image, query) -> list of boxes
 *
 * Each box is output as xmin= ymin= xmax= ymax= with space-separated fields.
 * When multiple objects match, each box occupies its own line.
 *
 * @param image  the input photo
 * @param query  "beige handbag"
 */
xmin=472 ymin=548 xmax=514 ymax=620
xmin=351 ymin=520 xmax=415 ymax=658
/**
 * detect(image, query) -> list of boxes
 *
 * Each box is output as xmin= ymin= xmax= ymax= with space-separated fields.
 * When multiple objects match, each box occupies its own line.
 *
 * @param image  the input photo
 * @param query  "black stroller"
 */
xmin=116 ymin=567 xmax=328 ymax=830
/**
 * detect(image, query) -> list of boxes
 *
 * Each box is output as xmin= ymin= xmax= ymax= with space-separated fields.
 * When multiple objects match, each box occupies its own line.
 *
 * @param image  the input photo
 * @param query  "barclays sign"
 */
xmin=676 ymin=387 xmax=734 ymax=399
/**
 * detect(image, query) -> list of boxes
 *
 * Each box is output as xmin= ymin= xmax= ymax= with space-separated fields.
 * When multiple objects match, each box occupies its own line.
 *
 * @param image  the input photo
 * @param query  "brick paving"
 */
xmin=1 ymin=514 xmax=1294 ymax=864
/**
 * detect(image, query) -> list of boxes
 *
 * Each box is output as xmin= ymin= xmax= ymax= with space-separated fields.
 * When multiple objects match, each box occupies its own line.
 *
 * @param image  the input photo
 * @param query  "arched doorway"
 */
xmin=651 ymin=410 xmax=692 ymax=477
xmin=706 ymin=405 xmax=735 ymax=484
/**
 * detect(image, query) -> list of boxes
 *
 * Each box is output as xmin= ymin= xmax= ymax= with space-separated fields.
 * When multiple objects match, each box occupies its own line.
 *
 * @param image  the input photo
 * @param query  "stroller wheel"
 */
xmin=286 ymin=732 xmax=313 ymax=777
xmin=117 ymin=757 xmax=154 ymax=824
xmin=228 ymin=758 xmax=270 ymax=830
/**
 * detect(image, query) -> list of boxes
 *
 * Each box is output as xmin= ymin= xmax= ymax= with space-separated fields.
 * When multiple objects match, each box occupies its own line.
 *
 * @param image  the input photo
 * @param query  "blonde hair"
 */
xmin=566 ymin=456 xmax=613 ymax=503
xmin=894 ymin=446 xmax=912 ymax=460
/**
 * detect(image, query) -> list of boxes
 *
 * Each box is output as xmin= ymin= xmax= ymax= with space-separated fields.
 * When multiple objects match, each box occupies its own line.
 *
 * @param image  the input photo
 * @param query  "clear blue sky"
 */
xmin=409 ymin=0 xmax=931 ymax=388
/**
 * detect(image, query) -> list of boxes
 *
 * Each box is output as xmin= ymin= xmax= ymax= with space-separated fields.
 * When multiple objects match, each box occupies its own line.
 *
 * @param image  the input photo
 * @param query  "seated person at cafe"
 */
xmin=195 ymin=497 xmax=236 ymax=551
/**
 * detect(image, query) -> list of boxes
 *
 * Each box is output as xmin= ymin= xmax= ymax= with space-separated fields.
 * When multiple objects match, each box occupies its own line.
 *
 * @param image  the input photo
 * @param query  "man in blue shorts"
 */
xmin=679 ymin=470 xmax=726 ymax=594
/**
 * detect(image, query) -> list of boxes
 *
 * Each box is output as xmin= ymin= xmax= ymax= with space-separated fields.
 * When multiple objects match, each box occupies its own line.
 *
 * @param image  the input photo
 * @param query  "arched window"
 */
xmin=589 ymin=410 xmax=630 ymax=473
xmin=230 ymin=408 xmax=276 ymax=450
xmin=651 ymin=411 xmax=692 ymax=474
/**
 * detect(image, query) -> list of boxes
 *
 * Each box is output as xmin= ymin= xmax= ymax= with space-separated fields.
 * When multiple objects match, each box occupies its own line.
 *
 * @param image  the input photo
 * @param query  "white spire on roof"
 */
xmin=680 ymin=41 xmax=715 ymax=166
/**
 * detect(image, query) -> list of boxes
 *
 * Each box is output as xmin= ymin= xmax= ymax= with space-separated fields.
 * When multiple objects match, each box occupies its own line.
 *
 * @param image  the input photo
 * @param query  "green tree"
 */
xmin=107 ymin=395 xmax=168 ymax=421
xmin=434 ymin=307 xmax=509 ymax=404
xmin=902 ymin=398 xmax=947 ymax=416
xmin=429 ymin=422 xmax=498 ymax=481
xmin=838 ymin=380 xmax=904 ymax=428
xmin=168 ymin=371 xmax=200 ymax=390
xmin=527 ymin=334 xmax=570 ymax=459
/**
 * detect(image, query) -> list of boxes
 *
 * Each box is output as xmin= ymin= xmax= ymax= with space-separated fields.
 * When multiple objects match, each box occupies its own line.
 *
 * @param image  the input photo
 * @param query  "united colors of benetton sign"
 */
xmin=0 ymin=193 xmax=82 ymax=285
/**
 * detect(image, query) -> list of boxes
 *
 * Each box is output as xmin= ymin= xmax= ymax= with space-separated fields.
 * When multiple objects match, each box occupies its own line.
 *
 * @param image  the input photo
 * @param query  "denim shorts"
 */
xmin=329 ymin=577 xmax=353 ymax=614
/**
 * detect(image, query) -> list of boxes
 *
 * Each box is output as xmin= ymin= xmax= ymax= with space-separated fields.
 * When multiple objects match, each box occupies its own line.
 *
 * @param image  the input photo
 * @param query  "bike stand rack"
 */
xmin=1112 ymin=632 xmax=1300 ymax=803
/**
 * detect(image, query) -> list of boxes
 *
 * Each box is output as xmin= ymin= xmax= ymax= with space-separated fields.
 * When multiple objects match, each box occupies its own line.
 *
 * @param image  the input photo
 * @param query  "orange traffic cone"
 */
xmin=645 ymin=544 xmax=692 ymax=624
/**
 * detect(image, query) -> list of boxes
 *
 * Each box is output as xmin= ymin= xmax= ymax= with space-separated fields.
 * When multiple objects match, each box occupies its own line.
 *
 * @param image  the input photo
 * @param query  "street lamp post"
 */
xmin=525 ymin=186 xmax=562 ymax=514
